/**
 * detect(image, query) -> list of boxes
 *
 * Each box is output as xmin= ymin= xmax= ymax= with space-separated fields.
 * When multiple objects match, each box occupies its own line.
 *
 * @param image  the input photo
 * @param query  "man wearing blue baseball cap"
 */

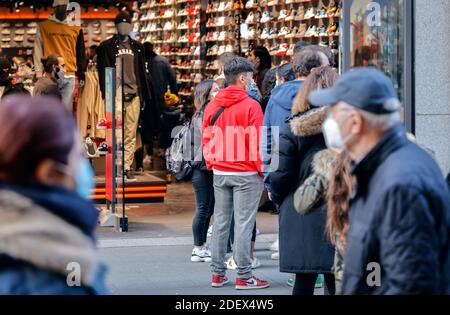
xmin=309 ymin=67 xmax=450 ymax=295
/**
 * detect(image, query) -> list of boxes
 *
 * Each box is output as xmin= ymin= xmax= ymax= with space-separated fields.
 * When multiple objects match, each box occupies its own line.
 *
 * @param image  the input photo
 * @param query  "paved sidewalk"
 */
xmin=98 ymin=236 xmax=293 ymax=295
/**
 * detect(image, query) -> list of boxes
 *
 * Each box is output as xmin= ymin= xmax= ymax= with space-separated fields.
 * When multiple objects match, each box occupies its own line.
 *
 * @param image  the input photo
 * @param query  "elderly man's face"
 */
xmin=327 ymin=101 xmax=363 ymax=150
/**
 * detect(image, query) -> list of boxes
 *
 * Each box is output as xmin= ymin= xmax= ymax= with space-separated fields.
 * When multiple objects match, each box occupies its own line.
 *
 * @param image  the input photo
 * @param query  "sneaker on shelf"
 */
xmin=236 ymin=276 xmax=270 ymax=290
xmin=96 ymin=118 xmax=107 ymax=130
xmin=278 ymin=9 xmax=288 ymax=20
xmin=318 ymin=26 xmax=327 ymax=37
xmin=316 ymin=7 xmax=327 ymax=18
xmin=251 ymin=257 xmax=261 ymax=269
xmin=125 ymin=170 xmax=137 ymax=182
xmin=295 ymin=6 xmax=305 ymax=20
xmin=245 ymin=12 xmax=254 ymax=24
xmin=327 ymin=23 xmax=338 ymax=35
xmin=97 ymin=142 xmax=108 ymax=156
xmin=267 ymin=0 xmax=278 ymax=6
xmin=271 ymin=252 xmax=279 ymax=260
xmin=285 ymin=9 xmax=296 ymax=21
xmin=285 ymin=26 xmax=298 ymax=38
xmin=260 ymin=11 xmax=273 ymax=23
xmin=297 ymin=23 xmax=307 ymax=37
xmin=245 ymin=0 xmax=255 ymax=9
xmin=327 ymin=0 xmax=338 ymax=16
xmin=226 ymin=256 xmax=237 ymax=270
xmin=278 ymin=27 xmax=289 ymax=37
xmin=84 ymin=137 xmax=98 ymax=158
xmin=191 ymin=247 xmax=212 ymax=262
xmin=304 ymin=7 xmax=317 ymax=19
xmin=261 ymin=28 xmax=270 ymax=39
xmin=268 ymin=28 xmax=278 ymax=39
xmin=212 ymin=275 xmax=229 ymax=288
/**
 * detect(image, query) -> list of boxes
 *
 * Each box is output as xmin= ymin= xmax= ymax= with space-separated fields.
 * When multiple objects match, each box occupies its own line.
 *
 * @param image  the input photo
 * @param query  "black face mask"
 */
xmin=54 ymin=6 xmax=68 ymax=21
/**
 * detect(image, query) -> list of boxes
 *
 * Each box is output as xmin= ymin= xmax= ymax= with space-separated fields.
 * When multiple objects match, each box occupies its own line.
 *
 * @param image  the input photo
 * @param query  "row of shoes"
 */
xmin=156 ymin=46 xmax=198 ymax=56
xmin=206 ymin=15 xmax=238 ymax=28
xmin=140 ymin=19 xmax=198 ymax=32
xmin=139 ymin=0 xmax=198 ymax=9
xmin=245 ymin=0 xmax=308 ymax=8
xmin=206 ymin=1 xmax=244 ymax=13
xmin=247 ymin=23 xmax=339 ymax=40
xmin=177 ymin=73 xmax=204 ymax=84
xmin=173 ymin=59 xmax=203 ymax=69
xmin=246 ymin=5 xmax=340 ymax=25
xmin=206 ymin=31 xmax=235 ymax=42
xmin=140 ymin=5 xmax=199 ymax=21
xmin=178 ymin=87 xmax=194 ymax=96
xmin=84 ymin=137 xmax=109 ymax=158
xmin=206 ymin=44 xmax=235 ymax=56
xmin=1 ymin=28 xmax=36 ymax=35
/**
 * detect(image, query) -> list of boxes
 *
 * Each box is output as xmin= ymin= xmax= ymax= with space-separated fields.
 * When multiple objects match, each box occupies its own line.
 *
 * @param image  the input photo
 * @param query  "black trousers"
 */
xmin=293 ymin=273 xmax=336 ymax=296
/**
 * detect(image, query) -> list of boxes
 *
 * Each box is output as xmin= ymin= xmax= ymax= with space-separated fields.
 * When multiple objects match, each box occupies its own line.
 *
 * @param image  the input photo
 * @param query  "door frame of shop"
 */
xmin=341 ymin=0 xmax=415 ymax=133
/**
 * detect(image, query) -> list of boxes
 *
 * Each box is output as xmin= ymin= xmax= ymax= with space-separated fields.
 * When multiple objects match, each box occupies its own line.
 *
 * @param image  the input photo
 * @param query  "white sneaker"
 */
xmin=269 ymin=239 xmax=279 ymax=251
xmin=251 ymin=257 xmax=261 ymax=269
xmin=271 ymin=252 xmax=279 ymax=260
xmin=226 ymin=257 xmax=237 ymax=270
xmin=191 ymin=247 xmax=212 ymax=263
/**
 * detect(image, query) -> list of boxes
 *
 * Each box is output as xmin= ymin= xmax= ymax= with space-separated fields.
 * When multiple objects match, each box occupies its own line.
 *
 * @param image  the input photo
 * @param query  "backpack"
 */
xmin=166 ymin=121 xmax=194 ymax=181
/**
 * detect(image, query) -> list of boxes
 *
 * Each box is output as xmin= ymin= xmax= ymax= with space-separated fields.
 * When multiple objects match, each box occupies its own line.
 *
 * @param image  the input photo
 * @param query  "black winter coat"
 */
xmin=343 ymin=125 xmax=450 ymax=295
xmin=268 ymin=107 xmax=334 ymax=274
xmin=96 ymin=35 xmax=158 ymax=143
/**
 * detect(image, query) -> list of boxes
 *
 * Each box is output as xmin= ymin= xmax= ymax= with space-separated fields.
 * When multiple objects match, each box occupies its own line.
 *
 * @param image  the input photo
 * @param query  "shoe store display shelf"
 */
xmin=242 ymin=0 xmax=341 ymax=65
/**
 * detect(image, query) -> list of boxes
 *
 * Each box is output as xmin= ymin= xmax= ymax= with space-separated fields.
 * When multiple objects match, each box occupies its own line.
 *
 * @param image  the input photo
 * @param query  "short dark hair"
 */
xmin=218 ymin=52 xmax=235 ymax=68
xmin=276 ymin=63 xmax=295 ymax=82
xmin=41 ymin=54 xmax=59 ymax=74
xmin=293 ymin=41 xmax=311 ymax=55
xmin=251 ymin=46 xmax=272 ymax=71
xmin=89 ymin=44 xmax=98 ymax=51
xmin=224 ymin=56 xmax=256 ymax=86
xmin=292 ymin=47 xmax=323 ymax=78
xmin=1 ymin=84 xmax=30 ymax=100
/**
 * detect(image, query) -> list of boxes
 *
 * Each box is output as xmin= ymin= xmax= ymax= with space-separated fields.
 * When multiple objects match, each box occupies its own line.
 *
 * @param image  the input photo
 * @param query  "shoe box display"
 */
xmin=136 ymin=0 xmax=202 ymax=101
xmin=82 ymin=20 xmax=117 ymax=47
xmin=242 ymin=0 xmax=341 ymax=61
xmin=0 ymin=22 xmax=37 ymax=48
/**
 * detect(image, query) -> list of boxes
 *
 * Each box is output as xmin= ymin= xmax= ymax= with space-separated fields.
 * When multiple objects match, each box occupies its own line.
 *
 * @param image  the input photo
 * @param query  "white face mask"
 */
xmin=322 ymin=116 xmax=353 ymax=151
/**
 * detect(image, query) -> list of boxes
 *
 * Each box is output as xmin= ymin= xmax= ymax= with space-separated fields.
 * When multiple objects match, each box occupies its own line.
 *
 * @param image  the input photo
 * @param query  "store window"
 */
xmin=344 ymin=0 xmax=414 ymax=131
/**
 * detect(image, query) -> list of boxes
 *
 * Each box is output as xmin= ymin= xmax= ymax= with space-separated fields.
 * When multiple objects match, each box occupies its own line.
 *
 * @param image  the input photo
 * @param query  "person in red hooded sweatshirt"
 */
xmin=202 ymin=56 xmax=269 ymax=290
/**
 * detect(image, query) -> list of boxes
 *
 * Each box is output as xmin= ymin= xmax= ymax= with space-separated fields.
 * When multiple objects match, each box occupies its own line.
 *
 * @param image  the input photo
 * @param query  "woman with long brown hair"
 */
xmin=326 ymin=151 xmax=354 ymax=295
xmin=268 ymin=65 xmax=339 ymax=295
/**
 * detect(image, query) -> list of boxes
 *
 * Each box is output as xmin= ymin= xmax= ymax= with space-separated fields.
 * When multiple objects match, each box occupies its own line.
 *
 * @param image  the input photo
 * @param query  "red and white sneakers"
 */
xmin=211 ymin=275 xmax=229 ymax=288
xmin=235 ymin=276 xmax=270 ymax=290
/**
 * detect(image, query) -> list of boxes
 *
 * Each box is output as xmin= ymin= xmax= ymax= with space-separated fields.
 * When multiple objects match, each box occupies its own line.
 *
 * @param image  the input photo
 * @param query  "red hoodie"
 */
xmin=202 ymin=86 xmax=263 ymax=173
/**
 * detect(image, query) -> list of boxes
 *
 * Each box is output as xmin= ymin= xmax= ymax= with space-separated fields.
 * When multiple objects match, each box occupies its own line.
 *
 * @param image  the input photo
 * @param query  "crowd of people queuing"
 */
xmin=186 ymin=42 xmax=450 ymax=295
xmin=0 ymin=30 xmax=450 ymax=295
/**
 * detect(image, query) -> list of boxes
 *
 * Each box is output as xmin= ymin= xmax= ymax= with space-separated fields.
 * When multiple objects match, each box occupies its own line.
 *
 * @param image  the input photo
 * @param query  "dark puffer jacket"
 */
xmin=343 ymin=125 xmax=450 ymax=295
xmin=268 ymin=107 xmax=334 ymax=274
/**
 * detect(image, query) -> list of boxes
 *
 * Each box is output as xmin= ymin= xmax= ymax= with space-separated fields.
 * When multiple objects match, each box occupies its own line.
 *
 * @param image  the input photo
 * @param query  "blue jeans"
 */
xmin=192 ymin=169 xmax=215 ymax=246
xmin=59 ymin=77 xmax=75 ymax=112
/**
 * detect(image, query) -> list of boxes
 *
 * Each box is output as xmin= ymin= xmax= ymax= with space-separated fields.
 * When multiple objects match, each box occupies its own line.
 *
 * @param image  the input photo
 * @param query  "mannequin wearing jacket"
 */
xmin=96 ymin=12 xmax=157 ymax=181
xmin=33 ymin=0 xmax=87 ymax=111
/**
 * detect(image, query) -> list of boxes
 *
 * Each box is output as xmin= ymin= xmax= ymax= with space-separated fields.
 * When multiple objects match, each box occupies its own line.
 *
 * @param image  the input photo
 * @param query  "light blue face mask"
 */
xmin=75 ymin=158 xmax=95 ymax=200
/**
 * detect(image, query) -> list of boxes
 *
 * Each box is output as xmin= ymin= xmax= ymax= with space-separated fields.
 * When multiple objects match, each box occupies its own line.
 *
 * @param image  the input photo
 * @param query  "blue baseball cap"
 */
xmin=308 ymin=67 xmax=401 ymax=114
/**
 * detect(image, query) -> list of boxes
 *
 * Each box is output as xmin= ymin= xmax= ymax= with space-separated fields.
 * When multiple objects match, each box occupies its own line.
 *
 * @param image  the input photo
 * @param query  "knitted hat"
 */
xmin=114 ymin=12 xmax=132 ymax=25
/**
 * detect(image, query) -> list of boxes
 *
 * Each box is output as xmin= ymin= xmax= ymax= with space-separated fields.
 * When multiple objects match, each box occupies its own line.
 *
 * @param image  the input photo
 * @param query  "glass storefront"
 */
xmin=342 ymin=0 xmax=414 ymax=131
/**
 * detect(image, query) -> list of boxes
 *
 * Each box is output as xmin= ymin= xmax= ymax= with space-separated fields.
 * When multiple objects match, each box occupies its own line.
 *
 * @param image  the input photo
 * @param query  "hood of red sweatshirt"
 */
xmin=214 ymin=86 xmax=249 ymax=108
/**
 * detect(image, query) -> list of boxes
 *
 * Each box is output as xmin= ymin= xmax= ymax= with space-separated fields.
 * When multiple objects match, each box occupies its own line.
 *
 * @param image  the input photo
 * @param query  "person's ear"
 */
xmin=35 ymin=159 xmax=57 ymax=184
xmin=350 ymin=111 xmax=364 ymax=135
